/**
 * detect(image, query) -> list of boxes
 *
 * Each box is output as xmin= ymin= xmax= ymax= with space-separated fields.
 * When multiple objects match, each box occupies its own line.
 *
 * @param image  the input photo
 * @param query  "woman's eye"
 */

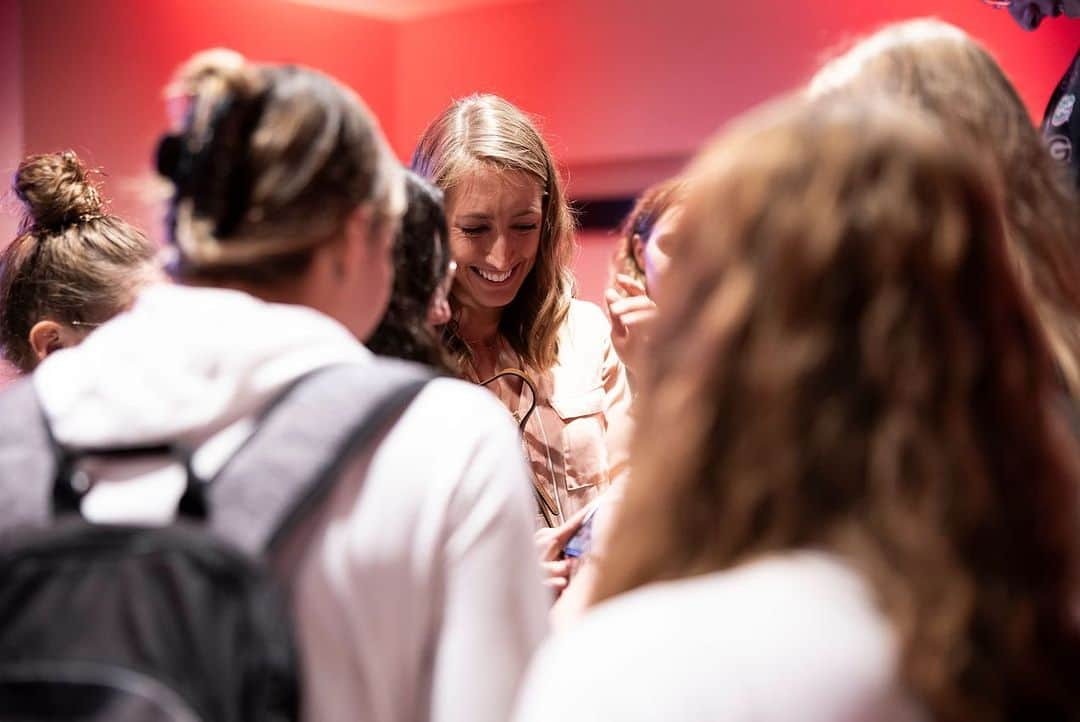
xmin=512 ymin=223 xmax=539 ymax=232
xmin=459 ymin=226 xmax=488 ymax=236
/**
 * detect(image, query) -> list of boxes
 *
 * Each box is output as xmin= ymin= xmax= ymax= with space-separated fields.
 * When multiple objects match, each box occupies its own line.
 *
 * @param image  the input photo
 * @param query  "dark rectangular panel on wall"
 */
xmin=574 ymin=198 xmax=634 ymax=231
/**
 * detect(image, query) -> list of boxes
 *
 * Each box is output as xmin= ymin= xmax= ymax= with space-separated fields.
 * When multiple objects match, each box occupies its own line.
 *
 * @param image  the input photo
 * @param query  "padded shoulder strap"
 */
xmin=0 ymin=380 xmax=55 ymax=540
xmin=208 ymin=359 xmax=433 ymax=556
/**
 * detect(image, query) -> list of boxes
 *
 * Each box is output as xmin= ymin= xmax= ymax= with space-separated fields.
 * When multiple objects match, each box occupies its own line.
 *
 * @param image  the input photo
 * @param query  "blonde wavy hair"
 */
xmin=411 ymin=94 xmax=575 ymax=373
xmin=810 ymin=19 xmax=1080 ymax=395
xmin=594 ymin=95 xmax=1080 ymax=722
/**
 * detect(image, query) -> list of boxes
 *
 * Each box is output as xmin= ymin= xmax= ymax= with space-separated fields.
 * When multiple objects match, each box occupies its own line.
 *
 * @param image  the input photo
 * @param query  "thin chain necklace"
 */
xmin=464 ymin=337 xmax=501 ymax=352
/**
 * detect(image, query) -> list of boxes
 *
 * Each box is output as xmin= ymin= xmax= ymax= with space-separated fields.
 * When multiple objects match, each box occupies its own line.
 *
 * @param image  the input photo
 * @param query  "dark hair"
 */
xmin=595 ymin=96 xmax=1080 ymax=722
xmin=367 ymin=172 xmax=456 ymax=373
xmin=0 ymin=151 xmax=158 ymax=372
xmin=159 ymin=49 xmax=402 ymax=287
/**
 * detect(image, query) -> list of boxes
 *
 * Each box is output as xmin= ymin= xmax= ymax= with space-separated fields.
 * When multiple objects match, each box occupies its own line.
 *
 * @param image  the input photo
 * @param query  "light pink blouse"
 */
xmin=477 ymin=299 xmax=633 ymax=527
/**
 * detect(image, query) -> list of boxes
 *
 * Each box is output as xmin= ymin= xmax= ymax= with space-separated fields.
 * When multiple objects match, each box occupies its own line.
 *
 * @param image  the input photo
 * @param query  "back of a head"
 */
xmin=0 ymin=151 xmax=158 ymax=373
xmin=411 ymin=93 xmax=574 ymax=372
xmin=597 ymin=95 xmax=1080 ymax=721
xmin=809 ymin=20 xmax=1048 ymax=188
xmin=810 ymin=18 xmax=1080 ymax=394
xmin=367 ymin=171 xmax=456 ymax=372
xmin=158 ymin=48 xmax=403 ymax=287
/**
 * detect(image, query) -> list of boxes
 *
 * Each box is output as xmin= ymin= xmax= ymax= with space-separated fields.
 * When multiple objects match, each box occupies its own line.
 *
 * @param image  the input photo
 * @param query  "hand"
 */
xmin=533 ymin=504 xmax=593 ymax=595
xmin=1007 ymin=0 xmax=1062 ymax=30
xmin=605 ymin=274 xmax=658 ymax=370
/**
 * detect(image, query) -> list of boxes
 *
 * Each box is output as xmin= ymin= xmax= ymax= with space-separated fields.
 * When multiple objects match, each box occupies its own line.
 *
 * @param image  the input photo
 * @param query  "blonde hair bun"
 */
xmin=14 ymin=151 xmax=104 ymax=231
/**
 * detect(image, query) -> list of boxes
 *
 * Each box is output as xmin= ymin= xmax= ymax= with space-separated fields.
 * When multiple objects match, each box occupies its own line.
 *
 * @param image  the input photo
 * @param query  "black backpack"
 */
xmin=0 ymin=361 xmax=431 ymax=721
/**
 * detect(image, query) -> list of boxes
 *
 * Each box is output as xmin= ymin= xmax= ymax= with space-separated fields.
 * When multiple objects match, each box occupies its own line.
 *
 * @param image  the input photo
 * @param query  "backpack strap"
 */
xmin=0 ymin=379 xmax=55 ymax=540
xmin=207 ymin=359 xmax=433 ymax=556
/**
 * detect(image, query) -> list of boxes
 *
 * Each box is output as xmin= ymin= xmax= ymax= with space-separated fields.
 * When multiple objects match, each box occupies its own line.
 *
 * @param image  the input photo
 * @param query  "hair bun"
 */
xmin=13 ymin=151 xmax=104 ymax=231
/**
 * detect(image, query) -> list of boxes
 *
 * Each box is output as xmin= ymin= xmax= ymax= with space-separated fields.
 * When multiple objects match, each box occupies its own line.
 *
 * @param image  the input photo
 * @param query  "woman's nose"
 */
xmin=488 ymin=233 xmax=513 ymax=269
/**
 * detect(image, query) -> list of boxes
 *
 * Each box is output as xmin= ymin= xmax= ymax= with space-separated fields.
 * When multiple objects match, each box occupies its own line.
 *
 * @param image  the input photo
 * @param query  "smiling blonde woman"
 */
xmin=412 ymin=94 xmax=633 ymax=590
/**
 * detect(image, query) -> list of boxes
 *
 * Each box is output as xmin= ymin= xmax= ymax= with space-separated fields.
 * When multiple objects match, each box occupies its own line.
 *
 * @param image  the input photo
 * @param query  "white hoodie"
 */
xmin=33 ymin=283 xmax=550 ymax=722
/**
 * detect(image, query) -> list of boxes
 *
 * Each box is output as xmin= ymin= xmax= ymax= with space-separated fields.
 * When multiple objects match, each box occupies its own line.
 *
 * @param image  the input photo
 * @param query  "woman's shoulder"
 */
xmin=555 ymin=299 xmax=611 ymax=356
xmin=547 ymin=299 xmax=614 ymax=390
xmin=564 ymin=298 xmax=611 ymax=334
xmin=515 ymin=552 xmax=921 ymax=722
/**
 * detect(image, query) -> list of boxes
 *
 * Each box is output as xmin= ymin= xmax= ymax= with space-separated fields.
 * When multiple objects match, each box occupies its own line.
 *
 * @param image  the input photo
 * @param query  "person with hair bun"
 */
xmin=0 ymin=151 xmax=160 ymax=373
xmin=0 ymin=49 xmax=547 ymax=722
xmin=516 ymin=95 xmax=1080 ymax=722
xmin=413 ymin=94 xmax=633 ymax=596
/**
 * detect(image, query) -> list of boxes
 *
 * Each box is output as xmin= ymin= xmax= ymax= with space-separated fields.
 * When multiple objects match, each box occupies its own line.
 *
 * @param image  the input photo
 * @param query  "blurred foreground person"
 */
xmin=812 ymin=19 xmax=1080 ymax=394
xmin=0 ymin=50 xmax=546 ymax=722
xmin=516 ymin=95 xmax=1080 ymax=722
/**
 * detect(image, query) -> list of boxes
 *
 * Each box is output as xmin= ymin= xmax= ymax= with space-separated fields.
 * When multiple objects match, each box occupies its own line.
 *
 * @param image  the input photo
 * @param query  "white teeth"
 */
xmin=474 ymin=266 xmax=512 ymax=283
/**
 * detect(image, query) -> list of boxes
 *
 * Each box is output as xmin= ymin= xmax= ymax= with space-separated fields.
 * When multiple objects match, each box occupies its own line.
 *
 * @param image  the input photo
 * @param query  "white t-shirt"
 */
xmin=514 ymin=552 xmax=925 ymax=722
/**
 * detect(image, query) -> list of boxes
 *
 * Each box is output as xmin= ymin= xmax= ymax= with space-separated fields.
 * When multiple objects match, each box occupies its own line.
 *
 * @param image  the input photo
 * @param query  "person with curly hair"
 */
xmin=516 ymin=94 xmax=1080 ymax=722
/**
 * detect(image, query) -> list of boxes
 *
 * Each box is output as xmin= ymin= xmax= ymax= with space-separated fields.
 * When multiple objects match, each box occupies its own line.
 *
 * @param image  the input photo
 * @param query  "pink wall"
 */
xmin=392 ymin=0 xmax=1080 ymax=304
xmin=9 ymin=0 xmax=1080 ymax=227
xmin=3 ymin=0 xmax=1079 ymax=311
xmin=18 ymin=0 xmax=397 ymax=242
xmin=0 ymin=0 xmax=22 ymax=246
xmin=395 ymin=0 xmax=1080 ymax=179
xmin=0 ymin=0 xmax=21 ymax=385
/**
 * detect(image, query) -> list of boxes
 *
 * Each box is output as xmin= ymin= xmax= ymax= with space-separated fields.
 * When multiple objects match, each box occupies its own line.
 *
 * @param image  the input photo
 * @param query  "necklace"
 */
xmin=462 ymin=335 xmax=501 ymax=352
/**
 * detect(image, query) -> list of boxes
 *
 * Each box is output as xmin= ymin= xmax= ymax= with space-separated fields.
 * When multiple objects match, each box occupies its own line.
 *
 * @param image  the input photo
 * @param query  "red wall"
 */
xmin=0 ymin=0 xmax=22 ymax=246
xmin=395 ymin=0 xmax=1080 ymax=178
xmin=18 ymin=0 xmax=397 ymax=241
xmin=0 ymin=0 xmax=21 ymax=385
xmin=392 ymin=0 xmax=1080 ymax=303
xmin=12 ymin=0 xmax=1080 ymax=227
xmin=6 ymin=0 xmax=1080 ymax=308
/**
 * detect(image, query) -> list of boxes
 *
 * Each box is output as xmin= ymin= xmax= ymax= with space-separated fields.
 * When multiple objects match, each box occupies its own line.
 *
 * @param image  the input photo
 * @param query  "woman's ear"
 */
xmin=632 ymin=233 xmax=647 ymax=274
xmin=427 ymin=295 xmax=452 ymax=328
xmin=28 ymin=320 xmax=68 ymax=363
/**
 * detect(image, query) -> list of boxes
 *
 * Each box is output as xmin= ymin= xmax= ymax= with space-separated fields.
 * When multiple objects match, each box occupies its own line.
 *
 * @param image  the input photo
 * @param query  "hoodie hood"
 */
xmin=34 ymin=283 xmax=371 ymax=449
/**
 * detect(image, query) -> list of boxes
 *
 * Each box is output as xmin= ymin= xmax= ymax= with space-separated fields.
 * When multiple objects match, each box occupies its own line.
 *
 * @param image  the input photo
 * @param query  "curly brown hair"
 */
xmin=810 ymin=18 xmax=1080 ymax=395
xmin=593 ymin=95 xmax=1080 ymax=722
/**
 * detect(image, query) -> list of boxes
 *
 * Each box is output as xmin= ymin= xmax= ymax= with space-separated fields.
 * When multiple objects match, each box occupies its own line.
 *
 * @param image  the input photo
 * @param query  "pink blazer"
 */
xmin=480 ymin=299 xmax=633 ymax=527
